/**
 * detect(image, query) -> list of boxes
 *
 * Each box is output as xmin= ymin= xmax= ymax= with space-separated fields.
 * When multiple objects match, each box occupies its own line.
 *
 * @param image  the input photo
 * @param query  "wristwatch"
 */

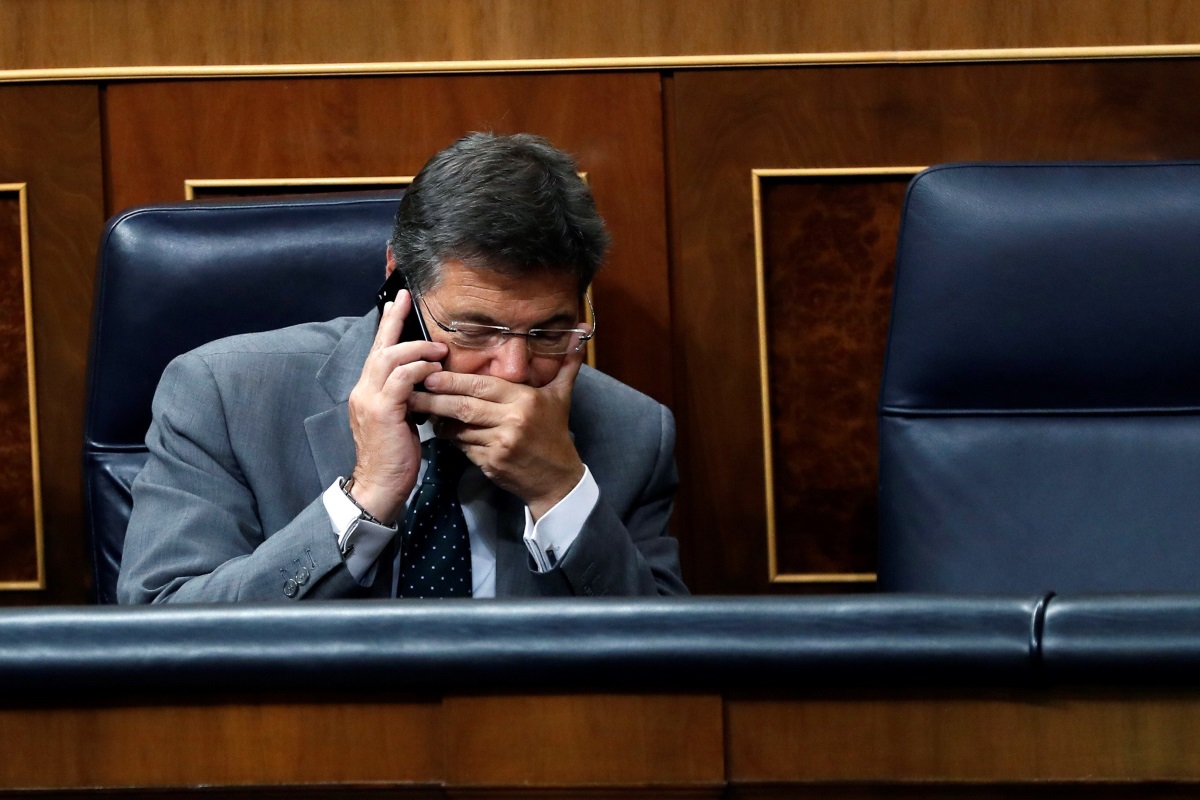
xmin=325 ymin=476 xmax=396 ymax=556
xmin=338 ymin=476 xmax=388 ymax=525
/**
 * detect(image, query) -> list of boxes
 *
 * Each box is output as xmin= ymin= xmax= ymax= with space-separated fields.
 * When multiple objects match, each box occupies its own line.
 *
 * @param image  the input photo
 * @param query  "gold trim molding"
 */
xmin=0 ymin=183 xmax=45 ymax=591
xmin=6 ymin=43 xmax=1200 ymax=83
xmin=752 ymin=167 xmax=923 ymax=585
xmin=184 ymin=175 xmax=415 ymax=201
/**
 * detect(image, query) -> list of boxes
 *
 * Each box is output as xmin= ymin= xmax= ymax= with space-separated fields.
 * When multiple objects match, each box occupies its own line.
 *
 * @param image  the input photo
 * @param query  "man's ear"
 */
xmin=385 ymin=247 xmax=398 ymax=277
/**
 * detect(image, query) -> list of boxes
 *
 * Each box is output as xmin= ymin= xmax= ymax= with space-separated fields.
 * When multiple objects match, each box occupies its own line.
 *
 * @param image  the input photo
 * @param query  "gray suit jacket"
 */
xmin=117 ymin=310 xmax=687 ymax=603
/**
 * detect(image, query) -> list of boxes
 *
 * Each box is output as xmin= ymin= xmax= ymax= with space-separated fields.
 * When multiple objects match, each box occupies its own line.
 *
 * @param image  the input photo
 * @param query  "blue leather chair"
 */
xmin=85 ymin=194 xmax=402 ymax=603
xmin=878 ymin=162 xmax=1200 ymax=593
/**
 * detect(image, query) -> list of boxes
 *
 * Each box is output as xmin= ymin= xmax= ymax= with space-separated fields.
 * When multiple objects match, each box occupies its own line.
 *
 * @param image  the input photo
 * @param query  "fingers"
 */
xmin=422 ymin=370 xmax=519 ymax=403
xmin=364 ymin=296 xmax=448 ymax=390
xmin=382 ymin=357 xmax=444 ymax=397
xmin=546 ymin=336 xmax=586 ymax=397
xmin=367 ymin=339 xmax=447 ymax=386
xmin=409 ymin=390 xmax=503 ymax=427
xmin=372 ymin=292 xmax=410 ymax=352
xmin=432 ymin=417 xmax=492 ymax=447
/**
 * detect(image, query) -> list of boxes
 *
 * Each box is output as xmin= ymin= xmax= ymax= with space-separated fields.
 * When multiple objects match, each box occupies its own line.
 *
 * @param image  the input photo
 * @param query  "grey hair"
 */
xmin=387 ymin=132 xmax=610 ymax=295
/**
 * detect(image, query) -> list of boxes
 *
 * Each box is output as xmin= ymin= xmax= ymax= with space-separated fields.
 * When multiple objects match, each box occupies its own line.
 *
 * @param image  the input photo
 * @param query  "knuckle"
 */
xmin=455 ymin=398 xmax=476 ymax=423
xmin=496 ymin=428 xmax=518 ymax=452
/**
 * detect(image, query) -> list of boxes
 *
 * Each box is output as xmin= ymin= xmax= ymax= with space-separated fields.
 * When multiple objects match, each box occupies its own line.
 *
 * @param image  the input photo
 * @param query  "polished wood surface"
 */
xmin=4 ymin=0 xmax=1200 ymax=76
xmin=0 ymin=191 xmax=36 ymax=585
xmin=443 ymin=695 xmax=724 ymax=787
xmin=5 ymin=690 xmax=1200 ymax=794
xmin=0 ymin=700 xmax=442 ymax=787
xmin=105 ymin=74 xmax=672 ymax=407
xmin=762 ymin=175 xmax=909 ymax=580
xmin=670 ymin=58 xmax=1200 ymax=594
xmin=897 ymin=0 xmax=1200 ymax=50
xmin=0 ymin=695 xmax=722 ymax=793
xmin=726 ymin=690 xmax=1200 ymax=783
xmin=0 ymin=85 xmax=104 ymax=604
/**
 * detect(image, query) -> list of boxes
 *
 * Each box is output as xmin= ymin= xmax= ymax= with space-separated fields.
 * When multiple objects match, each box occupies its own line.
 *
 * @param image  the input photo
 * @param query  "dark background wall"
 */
xmin=3 ymin=0 xmax=1200 ymax=603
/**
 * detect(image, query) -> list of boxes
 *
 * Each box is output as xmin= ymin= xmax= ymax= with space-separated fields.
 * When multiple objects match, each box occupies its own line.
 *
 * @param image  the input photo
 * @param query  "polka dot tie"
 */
xmin=397 ymin=439 xmax=473 ymax=598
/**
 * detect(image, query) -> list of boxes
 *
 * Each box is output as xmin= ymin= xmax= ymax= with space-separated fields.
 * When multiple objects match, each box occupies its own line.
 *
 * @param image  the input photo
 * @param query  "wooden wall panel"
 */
xmin=105 ymin=74 xmax=672 ymax=407
xmin=0 ymin=85 xmax=104 ymax=605
xmin=0 ymin=701 xmax=442 ymax=788
xmin=726 ymin=690 xmax=1200 ymax=783
xmin=761 ymin=175 xmax=909 ymax=582
xmin=443 ymin=695 xmax=724 ymax=788
xmin=897 ymin=0 xmax=1200 ymax=51
xmin=0 ymin=694 xmax=723 ymax=794
xmin=7 ymin=1 xmax=1200 ymax=76
xmin=0 ymin=188 xmax=38 ymax=587
xmin=9 ymin=689 xmax=1200 ymax=795
xmin=0 ymin=0 xmax=884 ymax=71
xmin=671 ymin=58 xmax=1200 ymax=594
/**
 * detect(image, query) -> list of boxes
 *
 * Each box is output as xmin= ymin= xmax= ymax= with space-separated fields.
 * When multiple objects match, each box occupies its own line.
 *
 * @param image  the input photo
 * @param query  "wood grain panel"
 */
xmin=105 ymin=74 xmax=671 ymax=405
xmin=761 ymin=175 xmax=909 ymax=580
xmin=7 ymin=0 xmax=1200 ymax=76
xmin=671 ymin=59 xmax=1200 ymax=594
xmin=0 ymin=189 xmax=38 ymax=587
xmin=897 ymin=0 xmax=1200 ymax=51
xmin=728 ymin=786 xmax=1200 ymax=800
xmin=726 ymin=691 xmax=1200 ymax=783
xmin=443 ymin=694 xmax=724 ymax=788
xmin=0 ymin=85 xmax=104 ymax=605
xmin=0 ymin=0 xmax=888 ymax=72
xmin=0 ymin=695 xmax=720 ymax=792
xmin=897 ymin=0 xmax=1145 ymax=50
xmin=0 ymin=701 xmax=440 ymax=789
xmin=186 ymin=177 xmax=411 ymax=200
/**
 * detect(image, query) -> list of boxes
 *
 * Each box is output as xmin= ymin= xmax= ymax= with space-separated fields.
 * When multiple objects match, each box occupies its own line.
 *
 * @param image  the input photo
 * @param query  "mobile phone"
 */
xmin=375 ymin=269 xmax=434 ymax=420
xmin=376 ymin=269 xmax=432 ymax=344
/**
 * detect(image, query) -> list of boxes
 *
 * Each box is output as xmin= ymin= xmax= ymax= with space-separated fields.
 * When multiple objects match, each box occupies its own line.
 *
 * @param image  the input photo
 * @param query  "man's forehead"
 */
xmin=432 ymin=261 xmax=578 ymax=299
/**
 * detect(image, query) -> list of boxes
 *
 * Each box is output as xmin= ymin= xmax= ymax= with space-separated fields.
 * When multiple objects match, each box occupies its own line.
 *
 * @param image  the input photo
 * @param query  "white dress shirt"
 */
xmin=322 ymin=422 xmax=598 ymax=597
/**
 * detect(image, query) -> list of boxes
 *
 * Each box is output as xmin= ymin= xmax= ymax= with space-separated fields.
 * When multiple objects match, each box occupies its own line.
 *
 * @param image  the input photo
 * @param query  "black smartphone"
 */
xmin=376 ymin=269 xmax=432 ymax=344
xmin=375 ymin=269 xmax=434 ymax=419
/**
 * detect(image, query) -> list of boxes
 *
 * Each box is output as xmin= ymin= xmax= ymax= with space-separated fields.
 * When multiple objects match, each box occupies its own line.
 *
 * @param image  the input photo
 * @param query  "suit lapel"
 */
xmin=304 ymin=311 xmax=378 ymax=493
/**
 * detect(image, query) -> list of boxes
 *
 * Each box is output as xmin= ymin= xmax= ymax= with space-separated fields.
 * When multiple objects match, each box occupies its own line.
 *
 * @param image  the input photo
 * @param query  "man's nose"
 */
xmin=488 ymin=336 xmax=531 ymax=384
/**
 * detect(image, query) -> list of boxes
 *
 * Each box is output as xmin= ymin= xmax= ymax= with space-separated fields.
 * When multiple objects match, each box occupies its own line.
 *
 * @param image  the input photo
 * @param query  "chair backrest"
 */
xmin=878 ymin=162 xmax=1200 ymax=593
xmin=85 ymin=193 xmax=402 ymax=603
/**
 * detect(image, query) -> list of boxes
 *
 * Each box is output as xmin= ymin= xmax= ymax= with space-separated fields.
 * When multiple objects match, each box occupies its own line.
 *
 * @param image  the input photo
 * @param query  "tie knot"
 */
xmin=423 ymin=439 xmax=468 ymax=484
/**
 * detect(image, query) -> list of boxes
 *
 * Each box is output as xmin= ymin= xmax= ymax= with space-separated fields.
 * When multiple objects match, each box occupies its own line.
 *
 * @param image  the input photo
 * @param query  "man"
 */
xmin=117 ymin=132 xmax=687 ymax=602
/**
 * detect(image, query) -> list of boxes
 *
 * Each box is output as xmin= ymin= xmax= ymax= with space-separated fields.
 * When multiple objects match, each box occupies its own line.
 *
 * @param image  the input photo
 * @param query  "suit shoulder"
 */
xmin=572 ymin=366 xmax=672 ymax=426
xmin=185 ymin=316 xmax=358 ymax=362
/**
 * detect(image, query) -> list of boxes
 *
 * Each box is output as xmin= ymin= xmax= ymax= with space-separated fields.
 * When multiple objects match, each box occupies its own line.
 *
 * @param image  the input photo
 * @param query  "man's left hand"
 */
xmin=410 ymin=349 xmax=586 ymax=520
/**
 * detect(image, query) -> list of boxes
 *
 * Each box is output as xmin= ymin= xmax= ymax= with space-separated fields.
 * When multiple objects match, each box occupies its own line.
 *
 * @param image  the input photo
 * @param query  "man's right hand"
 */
xmin=346 ymin=290 xmax=449 ymax=524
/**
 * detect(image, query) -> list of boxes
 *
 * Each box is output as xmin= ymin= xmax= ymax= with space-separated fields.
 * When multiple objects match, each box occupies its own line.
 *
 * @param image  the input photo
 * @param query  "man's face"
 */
xmin=416 ymin=259 xmax=582 ymax=388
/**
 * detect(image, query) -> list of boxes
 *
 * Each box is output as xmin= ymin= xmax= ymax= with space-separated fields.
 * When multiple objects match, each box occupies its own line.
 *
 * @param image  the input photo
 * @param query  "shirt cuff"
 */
xmin=322 ymin=479 xmax=398 ymax=585
xmin=522 ymin=466 xmax=599 ymax=573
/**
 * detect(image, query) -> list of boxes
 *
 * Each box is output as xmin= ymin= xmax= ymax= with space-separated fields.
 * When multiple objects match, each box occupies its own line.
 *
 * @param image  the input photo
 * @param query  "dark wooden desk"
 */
xmin=5 ymin=690 xmax=1200 ymax=797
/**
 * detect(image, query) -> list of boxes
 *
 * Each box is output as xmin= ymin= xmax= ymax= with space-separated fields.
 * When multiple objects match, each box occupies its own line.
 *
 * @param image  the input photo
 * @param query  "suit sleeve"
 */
xmin=527 ymin=402 xmax=688 ymax=597
xmin=116 ymin=353 xmax=362 ymax=603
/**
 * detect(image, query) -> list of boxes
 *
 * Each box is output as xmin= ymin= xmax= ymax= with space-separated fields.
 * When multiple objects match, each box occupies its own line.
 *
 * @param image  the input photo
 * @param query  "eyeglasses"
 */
xmin=415 ymin=292 xmax=595 ymax=356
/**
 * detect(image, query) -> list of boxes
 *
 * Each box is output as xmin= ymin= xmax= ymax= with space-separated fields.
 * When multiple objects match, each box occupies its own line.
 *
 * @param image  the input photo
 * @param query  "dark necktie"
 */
xmin=397 ymin=439 xmax=473 ymax=598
